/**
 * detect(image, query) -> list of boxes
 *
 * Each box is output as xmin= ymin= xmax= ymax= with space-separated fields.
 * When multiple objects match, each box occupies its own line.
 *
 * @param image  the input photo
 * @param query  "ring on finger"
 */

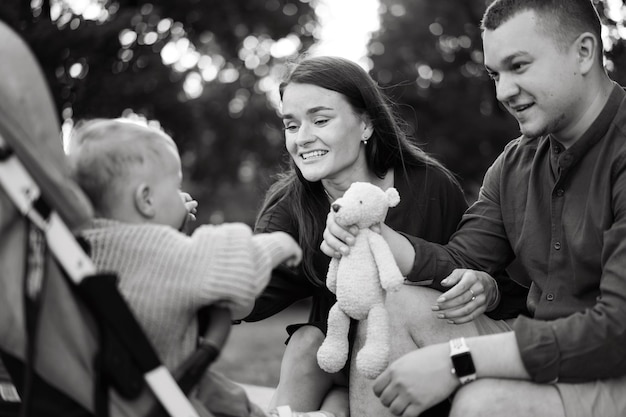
xmin=469 ymin=288 xmax=476 ymax=301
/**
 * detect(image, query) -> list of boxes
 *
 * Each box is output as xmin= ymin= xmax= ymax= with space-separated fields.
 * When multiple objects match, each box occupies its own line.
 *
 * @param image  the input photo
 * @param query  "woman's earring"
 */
xmin=363 ymin=134 xmax=370 ymax=146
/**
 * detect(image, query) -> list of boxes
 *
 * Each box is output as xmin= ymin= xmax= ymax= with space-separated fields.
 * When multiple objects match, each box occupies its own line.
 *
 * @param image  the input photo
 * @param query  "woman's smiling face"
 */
xmin=281 ymin=82 xmax=370 ymax=183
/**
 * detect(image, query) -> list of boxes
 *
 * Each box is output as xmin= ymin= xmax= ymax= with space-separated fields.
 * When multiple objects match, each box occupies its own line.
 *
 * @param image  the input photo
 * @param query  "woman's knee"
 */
xmin=384 ymin=285 xmax=444 ymax=347
xmin=283 ymin=326 xmax=325 ymax=363
xmin=385 ymin=285 xmax=440 ymax=320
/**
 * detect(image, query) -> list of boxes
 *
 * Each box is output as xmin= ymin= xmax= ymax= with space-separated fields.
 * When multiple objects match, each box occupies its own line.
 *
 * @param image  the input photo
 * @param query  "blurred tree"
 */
xmin=2 ymin=0 xmax=624 ymax=220
xmin=369 ymin=0 xmax=626 ymax=201
xmin=0 ymin=0 xmax=316 ymax=224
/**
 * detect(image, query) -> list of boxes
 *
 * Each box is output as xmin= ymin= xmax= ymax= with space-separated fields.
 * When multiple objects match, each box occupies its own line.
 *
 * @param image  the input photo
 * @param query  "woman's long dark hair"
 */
xmin=257 ymin=56 xmax=458 ymax=283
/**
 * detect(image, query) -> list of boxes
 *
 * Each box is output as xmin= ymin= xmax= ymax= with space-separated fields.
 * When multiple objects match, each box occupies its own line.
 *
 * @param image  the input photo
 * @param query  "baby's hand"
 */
xmin=180 ymin=191 xmax=198 ymax=222
xmin=273 ymin=231 xmax=302 ymax=268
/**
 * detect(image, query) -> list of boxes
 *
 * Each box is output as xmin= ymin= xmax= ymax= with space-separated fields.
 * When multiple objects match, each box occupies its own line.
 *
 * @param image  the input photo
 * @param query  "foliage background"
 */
xmin=1 ymin=0 xmax=625 ymax=223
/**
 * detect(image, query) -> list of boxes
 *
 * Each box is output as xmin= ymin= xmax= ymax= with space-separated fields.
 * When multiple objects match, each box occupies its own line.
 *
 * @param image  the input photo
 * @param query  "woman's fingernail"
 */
xmin=346 ymin=236 xmax=355 ymax=245
xmin=437 ymin=296 xmax=446 ymax=303
xmin=447 ymin=320 xmax=455 ymax=324
xmin=437 ymin=314 xmax=445 ymax=319
xmin=431 ymin=305 xmax=440 ymax=311
xmin=341 ymin=246 xmax=349 ymax=255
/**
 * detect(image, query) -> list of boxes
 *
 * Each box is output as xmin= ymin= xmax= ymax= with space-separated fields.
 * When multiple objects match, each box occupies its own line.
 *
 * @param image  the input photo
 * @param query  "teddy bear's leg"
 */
xmin=356 ymin=304 xmax=389 ymax=379
xmin=317 ymin=303 xmax=351 ymax=374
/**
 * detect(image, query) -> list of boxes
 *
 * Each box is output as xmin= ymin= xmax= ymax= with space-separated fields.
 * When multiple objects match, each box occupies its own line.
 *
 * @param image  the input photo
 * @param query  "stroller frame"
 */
xmin=0 ymin=19 xmax=231 ymax=417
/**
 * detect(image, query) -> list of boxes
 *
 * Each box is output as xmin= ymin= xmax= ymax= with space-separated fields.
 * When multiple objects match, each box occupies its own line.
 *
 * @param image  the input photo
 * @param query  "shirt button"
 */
xmin=554 ymin=242 xmax=561 ymax=250
xmin=561 ymin=154 xmax=573 ymax=168
xmin=556 ymin=189 xmax=564 ymax=197
xmin=546 ymin=293 xmax=555 ymax=301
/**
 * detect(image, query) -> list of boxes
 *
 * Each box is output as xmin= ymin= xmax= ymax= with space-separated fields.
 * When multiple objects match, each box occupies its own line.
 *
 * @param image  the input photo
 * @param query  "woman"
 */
xmin=244 ymin=56 xmax=482 ymax=417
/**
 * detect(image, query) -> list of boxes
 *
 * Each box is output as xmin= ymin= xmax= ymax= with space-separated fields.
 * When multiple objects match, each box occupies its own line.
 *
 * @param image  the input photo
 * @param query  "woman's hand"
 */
xmin=320 ymin=210 xmax=359 ymax=258
xmin=320 ymin=210 xmax=413 ymax=274
xmin=431 ymin=269 xmax=500 ymax=324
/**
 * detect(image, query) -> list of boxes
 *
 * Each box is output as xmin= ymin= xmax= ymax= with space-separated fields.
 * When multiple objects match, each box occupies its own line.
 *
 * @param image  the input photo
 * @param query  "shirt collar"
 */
xmin=549 ymin=82 xmax=626 ymax=174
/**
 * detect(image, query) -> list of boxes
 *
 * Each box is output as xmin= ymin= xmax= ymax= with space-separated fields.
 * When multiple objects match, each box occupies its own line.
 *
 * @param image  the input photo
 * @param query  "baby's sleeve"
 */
xmin=183 ymin=224 xmax=288 ymax=312
xmin=248 ymin=232 xmax=293 ymax=293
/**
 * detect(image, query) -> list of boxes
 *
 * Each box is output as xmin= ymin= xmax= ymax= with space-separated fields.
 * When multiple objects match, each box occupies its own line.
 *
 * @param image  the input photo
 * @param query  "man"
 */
xmin=323 ymin=0 xmax=626 ymax=416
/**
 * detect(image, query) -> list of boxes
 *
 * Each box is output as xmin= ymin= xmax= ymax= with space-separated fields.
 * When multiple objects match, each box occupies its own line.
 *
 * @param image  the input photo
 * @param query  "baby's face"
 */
xmin=148 ymin=145 xmax=188 ymax=230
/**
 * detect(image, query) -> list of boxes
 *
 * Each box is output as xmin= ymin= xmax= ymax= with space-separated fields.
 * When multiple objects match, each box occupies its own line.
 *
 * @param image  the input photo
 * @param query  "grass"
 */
xmin=212 ymin=301 xmax=309 ymax=387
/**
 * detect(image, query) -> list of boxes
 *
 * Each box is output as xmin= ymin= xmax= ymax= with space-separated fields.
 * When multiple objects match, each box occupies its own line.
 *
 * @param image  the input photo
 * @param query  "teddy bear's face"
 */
xmin=331 ymin=182 xmax=397 ymax=229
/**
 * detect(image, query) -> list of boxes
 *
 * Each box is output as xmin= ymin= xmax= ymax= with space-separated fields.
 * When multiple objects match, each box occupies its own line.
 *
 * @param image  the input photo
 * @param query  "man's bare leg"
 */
xmin=349 ymin=286 xmax=482 ymax=417
xmin=450 ymin=379 xmax=565 ymax=417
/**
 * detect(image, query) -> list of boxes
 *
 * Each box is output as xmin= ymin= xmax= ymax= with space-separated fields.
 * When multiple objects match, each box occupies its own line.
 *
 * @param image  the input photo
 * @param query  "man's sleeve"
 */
xmin=405 ymin=152 xmax=516 ymax=287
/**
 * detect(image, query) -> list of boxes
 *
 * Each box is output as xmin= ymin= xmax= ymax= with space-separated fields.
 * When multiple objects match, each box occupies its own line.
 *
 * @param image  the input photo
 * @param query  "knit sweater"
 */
xmin=81 ymin=218 xmax=291 ymax=370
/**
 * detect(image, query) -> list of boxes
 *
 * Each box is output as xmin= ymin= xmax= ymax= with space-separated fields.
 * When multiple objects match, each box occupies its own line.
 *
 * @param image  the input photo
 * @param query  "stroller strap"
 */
xmin=0 ymin=134 xmax=201 ymax=417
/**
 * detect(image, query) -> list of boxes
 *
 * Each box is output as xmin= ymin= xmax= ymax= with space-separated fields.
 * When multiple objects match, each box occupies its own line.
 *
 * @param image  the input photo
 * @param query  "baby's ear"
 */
xmin=134 ymin=183 xmax=156 ymax=218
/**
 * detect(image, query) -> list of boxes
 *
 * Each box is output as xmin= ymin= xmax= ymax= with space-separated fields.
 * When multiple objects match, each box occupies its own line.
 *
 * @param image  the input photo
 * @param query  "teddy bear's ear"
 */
xmin=386 ymin=187 xmax=400 ymax=207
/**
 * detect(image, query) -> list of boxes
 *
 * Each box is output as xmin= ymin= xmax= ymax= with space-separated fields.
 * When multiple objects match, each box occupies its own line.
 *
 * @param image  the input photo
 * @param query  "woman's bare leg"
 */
xmin=270 ymin=325 xmax=347 ymax=416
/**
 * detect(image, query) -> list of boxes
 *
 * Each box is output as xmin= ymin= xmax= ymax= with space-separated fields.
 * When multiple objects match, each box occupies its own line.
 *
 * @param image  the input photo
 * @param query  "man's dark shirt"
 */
xmin=408 ymin=84 xmax=626 ymax=383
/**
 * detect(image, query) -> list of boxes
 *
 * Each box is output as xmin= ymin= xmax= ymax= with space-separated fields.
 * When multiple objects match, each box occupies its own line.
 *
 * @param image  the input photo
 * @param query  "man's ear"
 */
xmin=576 ymin=32 xmax=599 ymax=75
xmin=134 ymin=183 xmax=155 ymax=218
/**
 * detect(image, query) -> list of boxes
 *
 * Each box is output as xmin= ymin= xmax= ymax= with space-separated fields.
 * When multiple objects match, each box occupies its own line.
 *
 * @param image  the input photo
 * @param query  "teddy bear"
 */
xmin=317 ymin=181 xmax=404 ymax=379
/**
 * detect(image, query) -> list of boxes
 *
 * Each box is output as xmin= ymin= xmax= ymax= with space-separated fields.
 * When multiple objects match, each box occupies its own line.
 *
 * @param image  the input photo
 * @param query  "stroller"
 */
xmin=0 ymin=19 xmax=239 ymax=417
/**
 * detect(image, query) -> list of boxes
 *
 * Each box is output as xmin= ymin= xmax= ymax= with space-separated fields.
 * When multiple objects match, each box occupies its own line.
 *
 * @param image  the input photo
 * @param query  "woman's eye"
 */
xmin=283 ymin=124 xmax=299 ymax=132
xmin=314 ymin=118 xmax=329 ymax=126
xmin=512 ymin=62 xmax=528 ymax=72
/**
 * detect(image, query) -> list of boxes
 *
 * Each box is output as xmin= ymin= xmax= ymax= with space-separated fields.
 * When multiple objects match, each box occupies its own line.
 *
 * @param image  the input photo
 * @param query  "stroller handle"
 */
xmin=174 ymin=306 xmax=232 ymax=394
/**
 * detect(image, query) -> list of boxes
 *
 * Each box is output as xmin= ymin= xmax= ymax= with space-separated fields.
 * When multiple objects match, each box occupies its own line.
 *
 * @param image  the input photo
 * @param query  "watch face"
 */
xmin=452 ymin=352 xmax=476 ymax=376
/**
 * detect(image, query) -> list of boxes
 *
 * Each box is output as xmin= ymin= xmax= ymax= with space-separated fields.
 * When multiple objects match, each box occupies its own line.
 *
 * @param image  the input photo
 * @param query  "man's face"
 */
xmin=483 ymin=10 xmax=586 ymax=140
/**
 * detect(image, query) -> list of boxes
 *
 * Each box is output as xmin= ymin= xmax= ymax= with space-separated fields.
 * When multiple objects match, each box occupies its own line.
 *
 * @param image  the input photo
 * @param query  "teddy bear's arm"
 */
xmin=367 ymin=232 xmax=405 ymax=291
xmin=326 ymin=257 xmax=339 ymax=294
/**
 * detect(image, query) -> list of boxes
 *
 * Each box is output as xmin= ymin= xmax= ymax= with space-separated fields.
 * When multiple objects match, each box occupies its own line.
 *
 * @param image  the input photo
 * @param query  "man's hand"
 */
xmin=431 ymin=269 xmax=499 ymax=324
xmin=373 ymin=343 xmax=459 ymax=416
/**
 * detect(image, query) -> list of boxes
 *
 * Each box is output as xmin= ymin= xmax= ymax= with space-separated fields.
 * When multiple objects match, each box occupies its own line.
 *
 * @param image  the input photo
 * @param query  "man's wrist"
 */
xmin=449 ymin=337 xmax=477 ymax=385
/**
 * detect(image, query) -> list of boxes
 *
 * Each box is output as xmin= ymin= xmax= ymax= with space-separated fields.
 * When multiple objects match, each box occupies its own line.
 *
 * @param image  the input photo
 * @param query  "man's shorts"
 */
xmin=477 ymin=316 xmax=626 ymax=417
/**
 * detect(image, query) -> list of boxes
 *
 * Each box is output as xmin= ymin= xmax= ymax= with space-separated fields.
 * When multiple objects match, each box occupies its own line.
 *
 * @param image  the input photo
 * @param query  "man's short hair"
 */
xmin=481 ymin=0 xmax=603 ymax=56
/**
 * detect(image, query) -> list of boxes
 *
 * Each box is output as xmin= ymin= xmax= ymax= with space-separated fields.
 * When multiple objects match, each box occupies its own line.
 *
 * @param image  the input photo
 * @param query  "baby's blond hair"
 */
xmin=68 ymin=118 xmax=178 ymax=216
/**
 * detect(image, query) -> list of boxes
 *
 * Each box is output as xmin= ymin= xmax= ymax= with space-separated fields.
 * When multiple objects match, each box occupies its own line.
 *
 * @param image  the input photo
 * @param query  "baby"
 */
xmin=67 ymin=118 xmax=301 ymax=416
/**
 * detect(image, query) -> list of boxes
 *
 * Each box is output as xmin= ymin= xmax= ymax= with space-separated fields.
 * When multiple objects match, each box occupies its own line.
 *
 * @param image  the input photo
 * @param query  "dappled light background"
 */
xmin=1 ymin=0 xmax=625 ymax=226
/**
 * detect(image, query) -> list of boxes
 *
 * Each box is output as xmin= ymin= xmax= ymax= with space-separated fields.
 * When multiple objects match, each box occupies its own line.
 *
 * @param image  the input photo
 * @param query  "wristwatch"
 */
xmin=449 ymin=337 xmax=476 ymax=385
